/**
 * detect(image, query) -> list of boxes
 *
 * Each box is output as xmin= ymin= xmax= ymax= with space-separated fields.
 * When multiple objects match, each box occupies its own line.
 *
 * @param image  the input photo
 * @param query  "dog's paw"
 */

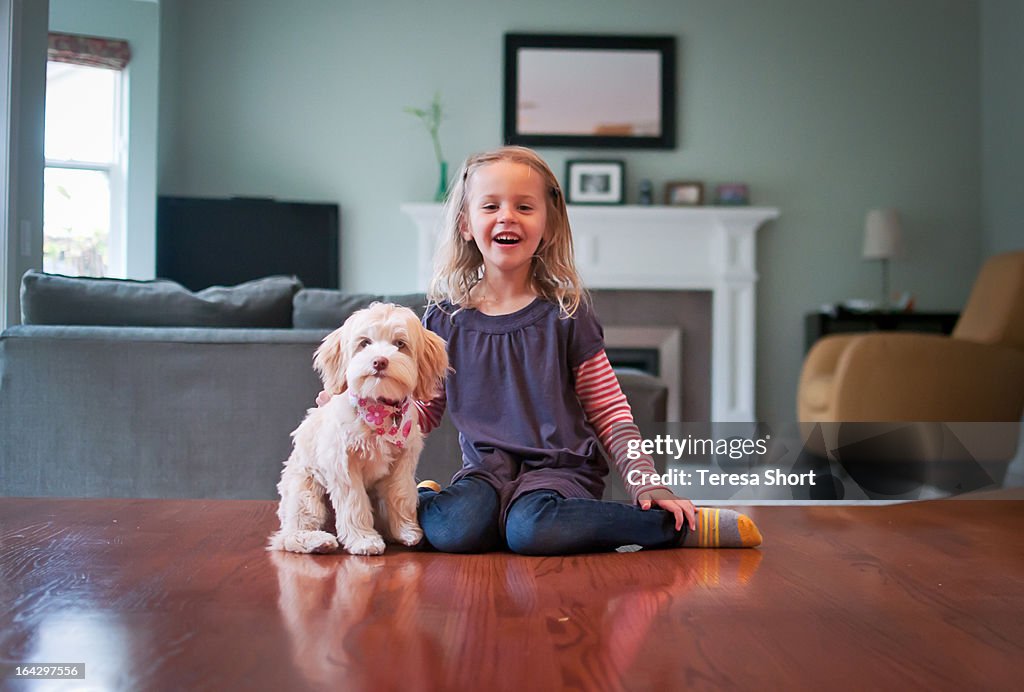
xmin=279 ymin=530 xmax=338 ymax=554
xmin=345 ymin=533 xmax=386 ymax=556
xmin=396 ymin=524 xmax=423 ymax=547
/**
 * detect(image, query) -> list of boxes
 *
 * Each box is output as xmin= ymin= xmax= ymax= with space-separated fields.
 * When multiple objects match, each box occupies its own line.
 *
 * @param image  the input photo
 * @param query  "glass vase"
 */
xmin=434 ymin=160 xmax=448 ymax=203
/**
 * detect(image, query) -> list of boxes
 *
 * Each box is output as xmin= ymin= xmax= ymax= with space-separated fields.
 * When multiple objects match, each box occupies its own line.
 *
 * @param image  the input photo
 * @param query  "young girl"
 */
xmin=326 ymin=146 xmax=761 ymax=555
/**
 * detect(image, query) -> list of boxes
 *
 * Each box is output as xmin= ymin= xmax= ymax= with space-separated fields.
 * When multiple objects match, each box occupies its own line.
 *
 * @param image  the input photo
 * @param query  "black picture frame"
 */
xmin=504 ymin=33 xmax=676 ymax=150
xmin=565 ymin=160 xmax=626 ymax=205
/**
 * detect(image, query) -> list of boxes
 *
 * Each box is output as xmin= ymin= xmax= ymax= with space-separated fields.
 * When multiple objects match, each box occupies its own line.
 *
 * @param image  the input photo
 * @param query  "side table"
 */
xmin=804 ymin=310 xmax=960 ymax=353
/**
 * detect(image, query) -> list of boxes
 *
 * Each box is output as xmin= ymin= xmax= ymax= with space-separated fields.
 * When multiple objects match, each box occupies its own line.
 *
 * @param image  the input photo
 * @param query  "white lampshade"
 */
xmin=862 ymin=208 xmax=904 ymax=260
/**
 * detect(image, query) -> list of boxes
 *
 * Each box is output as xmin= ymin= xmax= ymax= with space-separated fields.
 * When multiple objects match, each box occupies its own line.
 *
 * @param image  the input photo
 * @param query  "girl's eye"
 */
xmin=482 ymin=203 xmax=498 ymax=211
xmin=394 ymin=340 xmax=407 ymax=350
xmin=357 ymin=338 xmax=372 ymax=349
xmin=518 ymin=205 xmax=533 ymax=212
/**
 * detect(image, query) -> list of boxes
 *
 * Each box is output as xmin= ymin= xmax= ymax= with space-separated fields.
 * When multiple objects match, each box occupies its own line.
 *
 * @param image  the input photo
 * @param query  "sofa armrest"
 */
xmin=797 ymin=335 xmax=863 ymax=421
xmin=831 ymin=333 xmax=1024 ymax=421
xmin=800 ymin=334 xmax=862 ymax=379
xmin=613 ymin=368 xmax=668 ymax=423
xmin=0 ymin=326 xmax=328 ymax=499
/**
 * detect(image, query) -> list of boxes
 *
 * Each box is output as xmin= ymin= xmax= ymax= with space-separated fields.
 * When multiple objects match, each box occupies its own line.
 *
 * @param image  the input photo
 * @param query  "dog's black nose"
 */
xmin=372 ymin=357 xmax=389 ymax=372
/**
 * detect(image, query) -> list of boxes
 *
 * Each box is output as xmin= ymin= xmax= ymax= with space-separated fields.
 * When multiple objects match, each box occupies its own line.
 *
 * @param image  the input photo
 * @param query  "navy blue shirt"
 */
xmin=424 ymin=298 xmax=610 ymax=522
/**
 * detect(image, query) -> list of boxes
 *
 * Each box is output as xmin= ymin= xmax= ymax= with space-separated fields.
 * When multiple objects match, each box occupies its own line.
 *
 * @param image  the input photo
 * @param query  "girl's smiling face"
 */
xmin=461 ymin=161 xmax=549 ymax=282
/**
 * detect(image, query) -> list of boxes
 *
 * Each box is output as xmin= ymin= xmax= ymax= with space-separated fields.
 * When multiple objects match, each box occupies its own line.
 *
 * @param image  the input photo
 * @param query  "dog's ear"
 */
xmin=313 ymin=324 xmax=349 ymax=394
xmin=413 ymin=325 xmax=450 ymax=402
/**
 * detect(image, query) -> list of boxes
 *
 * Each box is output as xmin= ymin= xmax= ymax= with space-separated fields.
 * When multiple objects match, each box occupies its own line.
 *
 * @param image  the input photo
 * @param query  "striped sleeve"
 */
xmin=414 ymin=391 xmax=446 ymax=435
xmin=574 ymin=349 xmax=670 ymax=504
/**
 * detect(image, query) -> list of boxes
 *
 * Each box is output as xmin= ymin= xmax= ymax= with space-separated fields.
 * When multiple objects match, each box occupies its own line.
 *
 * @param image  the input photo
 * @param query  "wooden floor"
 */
xmin=2 ymin=494 xmax=1023 ymax=691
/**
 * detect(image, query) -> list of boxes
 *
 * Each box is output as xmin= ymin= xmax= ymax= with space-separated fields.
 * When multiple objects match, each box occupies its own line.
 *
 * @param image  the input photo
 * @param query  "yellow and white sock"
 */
xmin=682 ymin=508 xmax=762 ymax=548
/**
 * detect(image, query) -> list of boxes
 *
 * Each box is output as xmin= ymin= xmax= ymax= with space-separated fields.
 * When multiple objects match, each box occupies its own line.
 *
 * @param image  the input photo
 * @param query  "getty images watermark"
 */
xmin=615 ymin=422 xmax=1020 ymax=501
xmin=625 ymin=433 xmax=816 ymax=488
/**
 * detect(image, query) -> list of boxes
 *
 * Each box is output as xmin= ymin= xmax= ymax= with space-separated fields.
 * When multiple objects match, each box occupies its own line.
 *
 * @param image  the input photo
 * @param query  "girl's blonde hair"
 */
xmin=428 ymin=146 xmax=587 ymax=318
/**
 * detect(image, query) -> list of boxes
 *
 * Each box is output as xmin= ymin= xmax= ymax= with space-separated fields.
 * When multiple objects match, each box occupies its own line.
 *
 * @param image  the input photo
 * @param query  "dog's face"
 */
xmin=314 ymin=303 xmax=448 ymax=403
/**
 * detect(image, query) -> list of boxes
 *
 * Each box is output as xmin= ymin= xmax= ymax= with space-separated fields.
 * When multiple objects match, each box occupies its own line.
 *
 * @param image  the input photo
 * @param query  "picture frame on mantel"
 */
xmin=504 ymin=33 xmax=677 ymax=149
xmin=665 ymin=181 xmax=704 ymax=206
xmin=565 ymin=160 xmax=626 ymax=205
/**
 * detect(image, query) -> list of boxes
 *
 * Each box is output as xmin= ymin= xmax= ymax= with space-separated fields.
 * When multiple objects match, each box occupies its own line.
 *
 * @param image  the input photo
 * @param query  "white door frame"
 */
xmin=1 ymin=0 xmax=14 ymax=329
xmin=0 ymin=0 xmax=47 ymax=329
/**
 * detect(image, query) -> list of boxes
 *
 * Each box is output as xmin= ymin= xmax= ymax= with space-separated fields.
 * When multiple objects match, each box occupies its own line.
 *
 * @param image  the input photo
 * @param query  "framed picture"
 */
xmin=504 ymin=33 xmax=676 ymax=149
xmin=565 ymin=160 xmax=626 ymax=204
xmin=715 ymin=183 xmax=750 ymax=205
xmin=664 ymin=181 xmax=704 ymax=206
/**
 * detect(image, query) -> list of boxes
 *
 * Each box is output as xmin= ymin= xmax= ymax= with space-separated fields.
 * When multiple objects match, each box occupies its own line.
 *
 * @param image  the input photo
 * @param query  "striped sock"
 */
xmin=681 ymin=508 xmax=762 ymax=548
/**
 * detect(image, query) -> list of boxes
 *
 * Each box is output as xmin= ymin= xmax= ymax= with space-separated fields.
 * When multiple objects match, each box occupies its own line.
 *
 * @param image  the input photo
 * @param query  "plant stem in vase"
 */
xmin=405 ymin=92 xmax=449 ymax=202
xmin=435 ymin=160 xmax=449 ymax=202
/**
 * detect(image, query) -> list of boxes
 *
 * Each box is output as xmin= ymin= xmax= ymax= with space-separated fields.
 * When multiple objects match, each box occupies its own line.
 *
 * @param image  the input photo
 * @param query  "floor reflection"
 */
xmin=12 ymin=611 xmax=130 ymax=691
xmin=271 ymin=548 xmax=762 ymax=689
xmin=270 ymin=551 xmax=442 ymax=689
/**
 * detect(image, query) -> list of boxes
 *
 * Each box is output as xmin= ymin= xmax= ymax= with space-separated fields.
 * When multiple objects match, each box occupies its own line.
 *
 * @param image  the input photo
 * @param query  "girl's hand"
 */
xmin=638 ymin=488 xmax=697 ymax=532
xmin=316 ymin=390 xmax=333 ymax=407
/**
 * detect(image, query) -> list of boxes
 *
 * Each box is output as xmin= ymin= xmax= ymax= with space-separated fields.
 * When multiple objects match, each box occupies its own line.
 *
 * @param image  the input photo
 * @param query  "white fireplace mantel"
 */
xmin=401 ymin=204 xmax=779 ymax=421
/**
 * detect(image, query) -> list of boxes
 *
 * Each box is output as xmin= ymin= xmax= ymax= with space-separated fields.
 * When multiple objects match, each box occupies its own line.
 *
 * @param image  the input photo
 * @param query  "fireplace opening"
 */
xmin=606 ymin=347 xmax=660 ymax=377
xmin=602 ymin=325 xmax=683 ymax=420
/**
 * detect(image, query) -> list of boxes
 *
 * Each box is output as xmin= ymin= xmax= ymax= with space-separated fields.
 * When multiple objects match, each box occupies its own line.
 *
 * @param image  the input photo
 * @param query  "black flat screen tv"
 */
xmin=157 ymin=196 xmax=340 ymax=290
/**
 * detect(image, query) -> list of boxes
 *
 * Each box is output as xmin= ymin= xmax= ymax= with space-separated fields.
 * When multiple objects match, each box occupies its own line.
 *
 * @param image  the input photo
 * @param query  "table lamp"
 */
xmin=862 ymin=208 xmax=903 ymax=309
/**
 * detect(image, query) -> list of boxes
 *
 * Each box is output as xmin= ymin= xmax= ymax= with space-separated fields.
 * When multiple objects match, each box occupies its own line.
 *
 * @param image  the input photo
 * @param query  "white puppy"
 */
xmin=268 ymin=303 xmax=448 ymax=555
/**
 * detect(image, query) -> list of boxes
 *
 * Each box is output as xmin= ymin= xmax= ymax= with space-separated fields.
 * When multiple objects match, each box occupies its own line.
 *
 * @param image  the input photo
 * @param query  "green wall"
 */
xmin=157 ymin=0 xmax=986 ymax=422
xmin=981 ymin=0 xmax=1024 ymax=256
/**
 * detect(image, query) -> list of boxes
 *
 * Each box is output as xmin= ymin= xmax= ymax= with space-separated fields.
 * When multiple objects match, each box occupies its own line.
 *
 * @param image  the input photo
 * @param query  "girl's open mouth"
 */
xmin=494 ymin=234 xmax=521 ymax=246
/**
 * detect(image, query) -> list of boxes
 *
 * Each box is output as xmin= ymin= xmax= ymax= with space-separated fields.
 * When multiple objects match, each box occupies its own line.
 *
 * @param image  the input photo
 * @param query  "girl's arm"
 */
xmin=574 ymin=349 xmax=672 ymax=504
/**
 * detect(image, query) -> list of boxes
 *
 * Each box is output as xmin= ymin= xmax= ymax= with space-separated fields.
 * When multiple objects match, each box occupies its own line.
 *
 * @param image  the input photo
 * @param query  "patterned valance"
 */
xmin=48 ymin=32 xmax=131 ymax=71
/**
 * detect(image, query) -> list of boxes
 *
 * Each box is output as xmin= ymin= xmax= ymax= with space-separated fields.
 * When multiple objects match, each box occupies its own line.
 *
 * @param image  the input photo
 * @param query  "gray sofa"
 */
xmin=0 ymin=272 xmax=667 ymax=502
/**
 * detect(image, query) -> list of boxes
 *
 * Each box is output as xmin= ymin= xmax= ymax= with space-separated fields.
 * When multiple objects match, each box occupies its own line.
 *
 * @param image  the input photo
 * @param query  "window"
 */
xmin=43 ymin=33 xmax=130 ymax=277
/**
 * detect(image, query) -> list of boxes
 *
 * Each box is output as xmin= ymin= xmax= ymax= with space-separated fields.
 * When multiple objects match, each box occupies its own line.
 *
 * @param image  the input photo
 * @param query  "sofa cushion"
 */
xmin=293 ymin=289 xmax=427 ymax=329
xmin=20 ymin=271 xmax=302 ymax=328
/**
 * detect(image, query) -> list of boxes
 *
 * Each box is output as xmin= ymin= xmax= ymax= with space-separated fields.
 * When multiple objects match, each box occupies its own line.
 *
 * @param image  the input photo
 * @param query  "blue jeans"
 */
xmin=418 ymin=476 xmax=685 ymax=555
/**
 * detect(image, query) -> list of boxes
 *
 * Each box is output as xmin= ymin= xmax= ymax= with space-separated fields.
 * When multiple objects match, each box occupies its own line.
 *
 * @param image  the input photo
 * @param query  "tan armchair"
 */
xmin=798 ymin=250 xmax=1024 ymax=423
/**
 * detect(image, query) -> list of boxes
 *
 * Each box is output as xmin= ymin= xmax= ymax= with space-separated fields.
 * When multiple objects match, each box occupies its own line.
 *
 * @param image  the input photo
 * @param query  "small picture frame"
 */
xmin=714 ymin=183 xmax=750 ymax=206
xmin=664 ymin=181 xmax=704 ymax=206
xmin=565 ymin=160 xmax=626 ymax=204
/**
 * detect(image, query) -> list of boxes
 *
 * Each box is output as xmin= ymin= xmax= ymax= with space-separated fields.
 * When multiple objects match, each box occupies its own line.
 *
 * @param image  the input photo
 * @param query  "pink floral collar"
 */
xmin=348 ymin=393 xmax=415 ymax=448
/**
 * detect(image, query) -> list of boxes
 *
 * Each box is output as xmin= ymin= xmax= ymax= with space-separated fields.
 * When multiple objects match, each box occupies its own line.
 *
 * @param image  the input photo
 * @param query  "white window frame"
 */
xmin=43 ymin=59 xmax=127 ymax=278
